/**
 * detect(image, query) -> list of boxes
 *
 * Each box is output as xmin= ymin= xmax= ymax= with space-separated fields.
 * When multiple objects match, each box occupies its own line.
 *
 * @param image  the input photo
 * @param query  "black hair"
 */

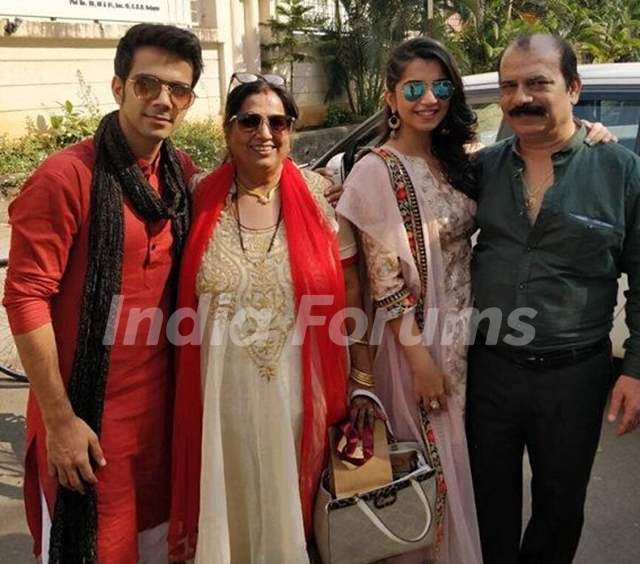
xmin=223 ymin=80 xmax=299 ymax=129
xmin=498 ymin=32 xmax=580 ymax=88
xmin=115 ymin=23 xmax=203 ymax=87
xmin=384 ymin=36 xmax=478 ymax=196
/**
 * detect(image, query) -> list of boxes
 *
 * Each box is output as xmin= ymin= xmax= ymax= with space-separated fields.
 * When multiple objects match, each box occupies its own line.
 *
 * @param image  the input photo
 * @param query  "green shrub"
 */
xmin=0 ymin=113 xmax=227 ymax=188
xmin=0 ymin=71 xmax=226 ymax=187
xmin=0 ymin=134 xmax=50 ymax=178
xmin=172 ymin=118 xmax=226 ymax=171
xmin=25 ymin=100 xmax=101 ymax=154
xmin=324 ymin=104 xmax=355 ymax=128
xmin=0 ymin=99 xmax=100 ymax=181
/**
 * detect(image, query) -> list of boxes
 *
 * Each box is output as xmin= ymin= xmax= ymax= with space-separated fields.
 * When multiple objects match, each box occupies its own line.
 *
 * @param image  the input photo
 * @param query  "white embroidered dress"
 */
xmin=194 ymin=170 xmax=355 ymax=564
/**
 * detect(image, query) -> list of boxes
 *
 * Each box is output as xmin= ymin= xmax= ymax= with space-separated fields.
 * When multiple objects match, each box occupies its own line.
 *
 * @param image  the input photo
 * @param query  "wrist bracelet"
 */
xmin=350 ymin=368 xmax=375 ymax=388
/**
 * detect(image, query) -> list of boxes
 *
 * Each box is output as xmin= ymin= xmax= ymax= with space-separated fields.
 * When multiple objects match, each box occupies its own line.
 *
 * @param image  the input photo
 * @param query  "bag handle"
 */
xmin=355 ymin=479 xmax=432 ymax=544
xmin=350 ymin=389 xmax=395 ymax=439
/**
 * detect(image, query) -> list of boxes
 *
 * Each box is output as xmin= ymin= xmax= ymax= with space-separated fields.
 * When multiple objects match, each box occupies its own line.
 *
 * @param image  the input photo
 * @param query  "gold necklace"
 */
xmin=523 ymin=170 xmax=554 ymax=210
xmin=235 ymin=177 xmax=281 ymax=205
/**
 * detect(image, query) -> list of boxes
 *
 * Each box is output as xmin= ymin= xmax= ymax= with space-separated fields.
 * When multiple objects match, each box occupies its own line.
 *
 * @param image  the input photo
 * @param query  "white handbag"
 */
xmin=313 ymin=440 xmax=438 ymax=564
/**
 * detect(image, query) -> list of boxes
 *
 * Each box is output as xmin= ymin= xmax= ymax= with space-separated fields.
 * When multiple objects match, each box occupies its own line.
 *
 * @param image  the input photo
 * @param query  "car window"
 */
xmin=470 ymin=102 xmax=502 ymax=147
xmin=573 ymin=95 xmax=640 ymax=154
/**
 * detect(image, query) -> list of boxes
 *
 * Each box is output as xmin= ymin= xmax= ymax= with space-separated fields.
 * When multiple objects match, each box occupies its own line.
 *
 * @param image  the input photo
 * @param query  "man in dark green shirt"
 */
xmin=467 ymin=33 xmax=640 ymax=564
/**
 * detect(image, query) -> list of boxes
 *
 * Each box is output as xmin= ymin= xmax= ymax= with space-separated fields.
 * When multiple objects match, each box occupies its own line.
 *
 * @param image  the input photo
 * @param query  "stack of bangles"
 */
xmin=348 ymin=336 xmax=375 ymax=388
xmin=350 ymin=368 xmax=375 ymax=388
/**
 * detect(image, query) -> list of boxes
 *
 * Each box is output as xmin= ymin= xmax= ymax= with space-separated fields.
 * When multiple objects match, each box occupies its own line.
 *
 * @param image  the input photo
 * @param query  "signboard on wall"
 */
xmin=0 ymin=0 xmax=192 ymax=25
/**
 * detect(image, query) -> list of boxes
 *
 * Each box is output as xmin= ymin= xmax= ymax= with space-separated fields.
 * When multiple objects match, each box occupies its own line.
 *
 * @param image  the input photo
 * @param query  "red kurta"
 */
xmin=4 ymin=138 xmax=198 ymax=562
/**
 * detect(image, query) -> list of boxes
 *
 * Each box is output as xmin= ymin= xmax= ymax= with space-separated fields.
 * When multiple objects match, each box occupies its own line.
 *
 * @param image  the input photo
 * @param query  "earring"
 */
xmin=388 ymin=111 xmax=401 ymax=138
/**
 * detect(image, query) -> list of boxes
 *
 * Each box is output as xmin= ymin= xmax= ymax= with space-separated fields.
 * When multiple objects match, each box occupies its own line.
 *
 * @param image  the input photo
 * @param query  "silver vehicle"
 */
xmin=314 ymin=62 xmax=640 ymax=367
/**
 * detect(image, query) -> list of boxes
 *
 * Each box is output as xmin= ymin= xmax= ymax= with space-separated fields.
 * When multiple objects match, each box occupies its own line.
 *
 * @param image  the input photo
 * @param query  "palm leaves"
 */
xmin=265 ymin=0 xmax=325 ymax=94
xmin=311 ymin=1 xmax=640 ymax=120
xmin=319 ymin=0 xmax=420 ymax=116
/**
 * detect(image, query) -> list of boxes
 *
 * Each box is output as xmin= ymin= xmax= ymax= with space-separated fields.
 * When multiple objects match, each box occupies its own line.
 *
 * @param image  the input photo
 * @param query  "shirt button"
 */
xmin=519 ymin=282 xmax=526 ymax=290
xmin=525 ymin=246 xmax=533 ymax=252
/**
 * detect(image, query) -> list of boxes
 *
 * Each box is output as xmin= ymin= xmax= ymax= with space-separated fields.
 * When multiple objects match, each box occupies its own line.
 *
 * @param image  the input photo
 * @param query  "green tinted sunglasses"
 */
xmin=402 ymin=79 xmax=455 ymax=102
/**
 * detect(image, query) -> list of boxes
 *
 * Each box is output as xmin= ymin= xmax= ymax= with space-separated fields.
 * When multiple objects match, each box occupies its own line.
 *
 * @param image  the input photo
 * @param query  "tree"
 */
xmin=265 ymin=0 xmax=324 ymax=95
xmin=318 ymin=0 xmax=640 ymax=119
xmin=319 ymin=0 xmax=420 ymax=117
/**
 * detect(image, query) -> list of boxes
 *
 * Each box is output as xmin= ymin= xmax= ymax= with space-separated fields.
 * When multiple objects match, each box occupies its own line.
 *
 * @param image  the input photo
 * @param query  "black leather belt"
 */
xmin=479 ymin=338 xmax=610 ymax=370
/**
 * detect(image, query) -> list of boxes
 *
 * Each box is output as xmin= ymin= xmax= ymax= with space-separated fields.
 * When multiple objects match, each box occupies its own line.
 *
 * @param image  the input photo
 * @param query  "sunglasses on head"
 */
xmin=229 ymin=112 xmax=295 ymax=133
xmin=402 ymin=79 xmax=455 ymax=102
xmin=228 ymin=72 xmax=287 ymax=93
xmin=128 ymin=74 xmax=196 ymax=109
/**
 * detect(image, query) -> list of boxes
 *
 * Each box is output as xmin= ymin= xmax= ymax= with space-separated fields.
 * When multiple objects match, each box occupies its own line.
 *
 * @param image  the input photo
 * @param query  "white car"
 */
xmin=315 ymin=63 xmax=640 ymax=366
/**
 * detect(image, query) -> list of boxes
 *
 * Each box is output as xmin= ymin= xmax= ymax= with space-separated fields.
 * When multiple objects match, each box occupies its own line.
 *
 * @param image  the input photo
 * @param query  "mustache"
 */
xmin=509 ymin=105 xmax=547 ymax=117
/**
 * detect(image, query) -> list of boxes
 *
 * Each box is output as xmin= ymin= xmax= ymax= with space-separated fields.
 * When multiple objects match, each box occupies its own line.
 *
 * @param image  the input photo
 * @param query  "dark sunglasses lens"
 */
xmin=135 ymin=76 xmax=161 ymax=99
xmin=432 ymin=80 xmax=454 ymax=100
xmin=171 ymin=85 xmax=194 ymax=106
xmin=403 ymin=82 xmax=426 ymax=102
xmin=237 ymin=113 xmax=263 ymax=130
xmin=268 ymin=115 xmax=291 ymax=132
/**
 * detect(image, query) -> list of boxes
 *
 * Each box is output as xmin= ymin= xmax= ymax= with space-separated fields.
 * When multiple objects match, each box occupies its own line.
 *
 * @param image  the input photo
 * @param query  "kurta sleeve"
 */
xmin=3 ymin=157 xmax=86 ymax=335
xmin=360 ymin=231 xmax=417 ymax=319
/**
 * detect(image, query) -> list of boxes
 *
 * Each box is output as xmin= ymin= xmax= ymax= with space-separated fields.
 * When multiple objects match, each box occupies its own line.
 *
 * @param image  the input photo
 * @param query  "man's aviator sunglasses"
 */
xmin=228 ymin=72 xmax=287 ymax=93
xmin=402 ymin=79 xmax=455 ymax=102
xmin=229 ymin=112 xmax=295 ymax=133
xmin=128 ymin=74 xmax=196 ymax=109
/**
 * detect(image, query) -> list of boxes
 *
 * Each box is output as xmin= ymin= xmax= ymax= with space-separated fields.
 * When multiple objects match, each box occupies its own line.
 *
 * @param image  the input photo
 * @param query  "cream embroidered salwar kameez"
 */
xmin=194 ymin=170 xmax=355 ymax=564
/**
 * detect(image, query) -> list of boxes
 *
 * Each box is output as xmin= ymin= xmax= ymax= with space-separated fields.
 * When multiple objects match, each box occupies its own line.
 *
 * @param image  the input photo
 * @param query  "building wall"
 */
xmin=0 ymin=0 xmax=333 ymax=138
xmin=0 ymin=20 xmax=222 ymax=137
xmin=267 ymin=57 xmax=331 ymax=127
xmin=260 ymin=1 xmax=340 ymax=127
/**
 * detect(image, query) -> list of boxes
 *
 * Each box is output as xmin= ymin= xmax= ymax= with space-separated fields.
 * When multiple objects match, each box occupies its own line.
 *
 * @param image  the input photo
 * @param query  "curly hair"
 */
xmin=383 ymin=37 xmax=477 ymax=196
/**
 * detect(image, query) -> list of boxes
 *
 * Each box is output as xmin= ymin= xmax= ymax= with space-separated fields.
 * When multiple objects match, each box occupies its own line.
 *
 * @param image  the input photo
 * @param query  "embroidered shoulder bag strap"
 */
xmin=370 ymin=147 xmax=448 ymax=550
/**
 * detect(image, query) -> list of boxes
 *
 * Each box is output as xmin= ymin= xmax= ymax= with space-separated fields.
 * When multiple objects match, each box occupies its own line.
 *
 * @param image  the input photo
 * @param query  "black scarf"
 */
xmin=48 ymin=111 xmax=190 ymax=563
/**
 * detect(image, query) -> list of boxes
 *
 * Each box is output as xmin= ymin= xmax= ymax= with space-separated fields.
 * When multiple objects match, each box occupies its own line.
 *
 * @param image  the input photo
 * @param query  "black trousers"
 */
xmin=466 ymin=343 xmax=613 ymax=564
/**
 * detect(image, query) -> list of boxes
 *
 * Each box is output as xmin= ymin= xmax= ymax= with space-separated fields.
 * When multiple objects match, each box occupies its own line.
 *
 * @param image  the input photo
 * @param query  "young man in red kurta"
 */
xmin=4 ymin=24 xmax=201 ymax=563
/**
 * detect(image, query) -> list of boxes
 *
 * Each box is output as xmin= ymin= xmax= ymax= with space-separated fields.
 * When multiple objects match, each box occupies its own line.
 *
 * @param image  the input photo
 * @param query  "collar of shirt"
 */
xmin=510 ymin=123 xmax=588 ymax=165
xmin=136 ymin=150 xmax=162 ymax=190
xmin=136 ymin=150 xmax=162 ymax=180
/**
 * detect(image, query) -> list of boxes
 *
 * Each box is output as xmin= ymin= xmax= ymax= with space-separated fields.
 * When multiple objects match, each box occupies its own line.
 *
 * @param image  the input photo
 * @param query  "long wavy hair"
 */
xmin=383 ymin=37 xmax=477 ymax=196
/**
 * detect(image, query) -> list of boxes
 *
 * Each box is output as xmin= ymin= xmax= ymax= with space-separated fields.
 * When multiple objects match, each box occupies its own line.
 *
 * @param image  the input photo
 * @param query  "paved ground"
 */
xmin=0 ymin=207 xmax=638 ymax=563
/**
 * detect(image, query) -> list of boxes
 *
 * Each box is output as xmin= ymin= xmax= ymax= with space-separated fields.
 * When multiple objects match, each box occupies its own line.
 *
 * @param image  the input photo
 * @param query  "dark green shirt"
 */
xmin=472 ymin=126 xmax=640 ymax=379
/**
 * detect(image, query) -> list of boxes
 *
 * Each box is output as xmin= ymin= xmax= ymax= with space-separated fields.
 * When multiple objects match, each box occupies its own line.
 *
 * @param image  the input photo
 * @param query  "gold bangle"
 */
xmin=350 ymin=368 xmax=375 ymax=388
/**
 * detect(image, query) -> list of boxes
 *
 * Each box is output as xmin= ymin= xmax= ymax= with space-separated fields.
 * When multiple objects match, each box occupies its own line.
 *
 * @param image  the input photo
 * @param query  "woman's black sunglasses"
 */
xmin=229 ymin=112 xmax=295 ymax=133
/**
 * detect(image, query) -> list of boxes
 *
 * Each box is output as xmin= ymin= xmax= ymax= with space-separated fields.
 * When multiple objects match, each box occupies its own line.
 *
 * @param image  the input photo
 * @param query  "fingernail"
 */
xmin=584 ymin=139 xmax=594 ymax=146
xmin=608 ymin=414 xmax=615 ymax=422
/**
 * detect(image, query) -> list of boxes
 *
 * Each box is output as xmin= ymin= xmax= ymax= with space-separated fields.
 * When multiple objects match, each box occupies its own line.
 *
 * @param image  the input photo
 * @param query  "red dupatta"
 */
xmin=168 ymin=159 xmax=347 ymax=560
